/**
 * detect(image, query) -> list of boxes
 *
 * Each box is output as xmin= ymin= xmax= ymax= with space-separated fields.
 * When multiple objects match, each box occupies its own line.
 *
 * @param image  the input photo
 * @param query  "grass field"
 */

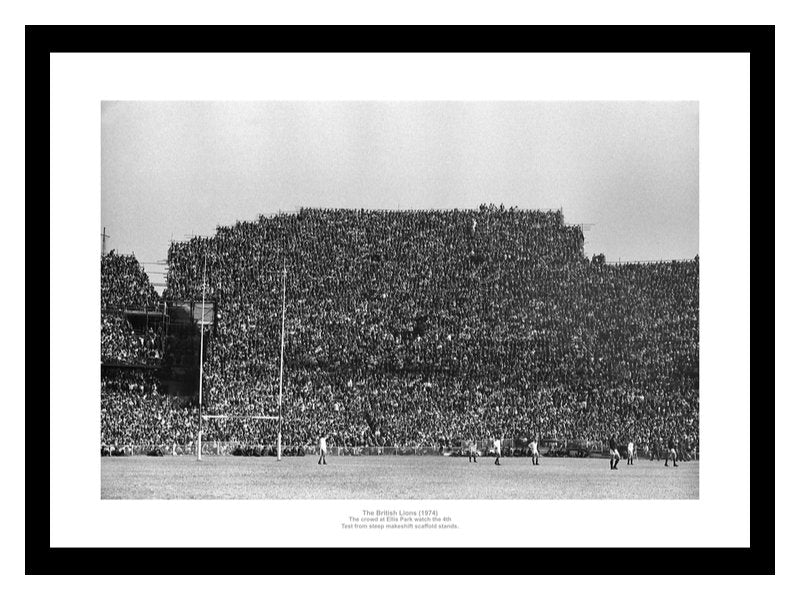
xmin=101 ymin=455 xmax=699 ymax=499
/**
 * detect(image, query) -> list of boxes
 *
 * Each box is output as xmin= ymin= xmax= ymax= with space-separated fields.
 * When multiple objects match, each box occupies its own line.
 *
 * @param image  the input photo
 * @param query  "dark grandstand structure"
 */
xmin=100 ymin=206 xmax=699 ymax=459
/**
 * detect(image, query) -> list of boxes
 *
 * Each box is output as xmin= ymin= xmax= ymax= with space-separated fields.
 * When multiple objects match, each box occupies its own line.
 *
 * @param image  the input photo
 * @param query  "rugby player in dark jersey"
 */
xmin=665 ymin=437 xmax=678 ymax=467
xmin=609 ymin=435 xmax=621 ymax=470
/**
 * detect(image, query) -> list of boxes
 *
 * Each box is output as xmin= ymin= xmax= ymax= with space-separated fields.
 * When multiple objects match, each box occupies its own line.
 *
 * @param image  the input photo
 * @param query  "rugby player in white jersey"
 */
xmin=467 ymin=438 xmax=478 ymax=463
xmin=528 ymin=435 xmax=540 ymax=466
xmin=318 ymin=434 xmax=328 ymax=465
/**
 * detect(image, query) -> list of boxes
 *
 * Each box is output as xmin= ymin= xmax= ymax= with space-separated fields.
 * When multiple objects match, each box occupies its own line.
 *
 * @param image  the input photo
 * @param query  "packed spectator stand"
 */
xmin=101 ymin=251 xmax=161 ymax=310
xmin=101 ymin=206 xmax=699 ymax=459
xmin=101 ymin=252 xmax=165 ymax=366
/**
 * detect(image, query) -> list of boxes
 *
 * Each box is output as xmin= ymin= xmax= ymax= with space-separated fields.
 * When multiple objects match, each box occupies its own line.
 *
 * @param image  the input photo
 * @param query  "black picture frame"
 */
xmin=31 ymin=24 xmax=774 ymax=575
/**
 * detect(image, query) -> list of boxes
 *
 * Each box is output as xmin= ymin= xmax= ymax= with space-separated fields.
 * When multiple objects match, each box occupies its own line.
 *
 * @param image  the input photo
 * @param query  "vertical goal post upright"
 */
xmin=197 ymin=253 xmax=207 ymax=461
xmin=196 ymin=254 xmax=289 ymax=462
xmin=277 ymin=258 xmax=287 ymax=461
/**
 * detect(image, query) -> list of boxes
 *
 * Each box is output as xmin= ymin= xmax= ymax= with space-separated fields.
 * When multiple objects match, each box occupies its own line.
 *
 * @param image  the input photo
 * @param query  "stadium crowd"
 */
xmin=101 ymin=370 xmax=193 ymax=448
xmin=101 ymin=251 xmax=160 ymax=309
xmin=101 ymin=314 xmax=164 ymax=364
xmin=102 ymin=207 xmax=699 ymax=458
xmin=101 ymin=251 xmax=165 ymax=365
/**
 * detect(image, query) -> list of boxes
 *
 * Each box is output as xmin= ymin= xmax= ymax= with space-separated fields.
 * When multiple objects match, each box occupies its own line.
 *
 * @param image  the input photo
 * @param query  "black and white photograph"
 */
xmin=29 ymin=22 xmax=776 ymax=580
xmin=100 ymin=101 xmax=699 ymax=500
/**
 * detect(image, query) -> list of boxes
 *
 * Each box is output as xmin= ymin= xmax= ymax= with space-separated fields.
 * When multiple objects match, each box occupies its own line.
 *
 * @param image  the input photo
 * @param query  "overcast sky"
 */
xmin=101 ymin=101 xmax=698 ymax=289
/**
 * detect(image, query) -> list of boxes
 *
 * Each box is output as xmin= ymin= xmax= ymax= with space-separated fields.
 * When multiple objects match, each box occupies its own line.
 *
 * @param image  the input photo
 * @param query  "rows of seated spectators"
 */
xmin=100 ymin=370 xmax=309 ymax=454
xmin=102 ymin=206 xmax=698 ymax=457
xmin=101 ymin=370 xmax=195 ymax=447
xmin=101 ymin=314 xmax=164 ymax=364
xmin=101 ymin=365 xmax=697 ymax=458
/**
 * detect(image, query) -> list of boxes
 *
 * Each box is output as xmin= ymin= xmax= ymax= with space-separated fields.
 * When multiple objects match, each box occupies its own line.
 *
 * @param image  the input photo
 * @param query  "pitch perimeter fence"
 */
xmin=100 ymin=440 xmax=688 ymax=460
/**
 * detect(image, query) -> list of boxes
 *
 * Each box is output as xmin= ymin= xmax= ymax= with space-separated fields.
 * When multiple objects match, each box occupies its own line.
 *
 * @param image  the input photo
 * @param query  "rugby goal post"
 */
xmin=195 ymin=256 xmax=289 ymax=463
xmin=197 ymin=414 xmax=281 ymax=461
